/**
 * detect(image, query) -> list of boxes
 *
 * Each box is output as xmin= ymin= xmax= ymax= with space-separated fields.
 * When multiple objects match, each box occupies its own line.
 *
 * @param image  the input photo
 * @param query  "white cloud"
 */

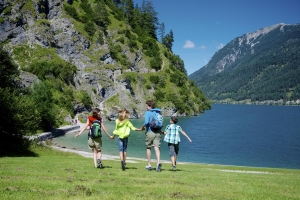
xmin=217 ymin=43 xmax=225 ymax=50
xmin=200 ymin=46 xmax=206 ymax=49
xmin=183 ymin=40 xmax=195 ymax=49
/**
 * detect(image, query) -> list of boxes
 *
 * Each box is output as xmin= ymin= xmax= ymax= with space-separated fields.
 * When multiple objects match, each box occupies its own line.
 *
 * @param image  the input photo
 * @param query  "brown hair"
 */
xmin=118 ymin=108 xmax=130 ymax=122
xmin=146 ymin=100 xmax=155 ymax=109
xmin=92 ymin=108 xmax=101 ymax=118
xmin=171 ymin=116 xmax=178 ymax=124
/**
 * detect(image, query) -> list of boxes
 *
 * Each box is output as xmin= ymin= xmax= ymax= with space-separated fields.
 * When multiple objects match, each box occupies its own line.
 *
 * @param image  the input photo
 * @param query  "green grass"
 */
xmin=0 ymin=145 xmax=299 ymax=200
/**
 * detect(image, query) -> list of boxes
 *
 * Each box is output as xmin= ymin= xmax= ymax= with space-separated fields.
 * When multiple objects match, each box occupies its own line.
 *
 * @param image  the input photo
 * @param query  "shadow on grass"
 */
xmin=0 ymin=148 xmax=39 ymax=157
xmin=0 ymin=138 xmax=40 ymax=157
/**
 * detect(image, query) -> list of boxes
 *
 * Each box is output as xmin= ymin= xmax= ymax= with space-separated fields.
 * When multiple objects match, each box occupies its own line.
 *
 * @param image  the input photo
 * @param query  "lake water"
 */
xmin=52 ymin=104 xmax=300 ymax=169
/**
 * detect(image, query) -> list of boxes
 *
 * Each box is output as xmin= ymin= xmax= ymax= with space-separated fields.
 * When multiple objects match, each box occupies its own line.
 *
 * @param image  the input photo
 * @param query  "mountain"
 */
xmin=0 ymin=0 xmax=211 ymax=128
xmin=189 ymin=23 xmax=300 ymax=105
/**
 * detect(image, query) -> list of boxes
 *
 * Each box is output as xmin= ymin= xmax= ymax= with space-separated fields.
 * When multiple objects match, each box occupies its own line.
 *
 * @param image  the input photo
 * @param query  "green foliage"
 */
xmin=0 ymin=48 xmax=41 ymax=155
xmin=0 ymin=88 xmax=39 ymax=156
xmin=170 ymin=72 xmax=187 ymax=87
xmin=92 ymin=0 xmax=111 ymax=30
xmin=26 ymin=60 xmax=76 ymax=85
xmin=0 ymin=48 xmax=19 ymax=88
xmin=150 ymin=55 xmax=162 ymax=70
xmin=3 ymin=5 xmax=12 ymax=15
xmin=64 ymin=4 xmax=80 ymax=21
xmin=122 ymin=72 xmax=138 ymax=83
xmin=142 ymin=37 xmax=160 ymax=57
xmin=190 ymin=25 xmax=300 ymax=102
xmin=162 ymin=29 xmax=174 ymax=52
xmin=84 ymin=21 xmax=96 ymax=36
xmin=153 ymin=88 xmax=164 ymax=101
xmin=109 ymin=44 xmax=122 ymax=60
xmin=78 ymin=90 xmax=92 ymax=109
xmin=31 ymin=82 xmax=56 ymax=131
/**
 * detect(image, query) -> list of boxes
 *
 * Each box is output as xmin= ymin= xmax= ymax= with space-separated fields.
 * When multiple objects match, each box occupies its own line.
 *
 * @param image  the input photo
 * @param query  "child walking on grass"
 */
xmin=75 ymin=108 xmax=113 ymax=169
xmin=112 ymin=109 xmax=144 ymax=170
xmin=162 ymin=116 xmax=192 ymax=170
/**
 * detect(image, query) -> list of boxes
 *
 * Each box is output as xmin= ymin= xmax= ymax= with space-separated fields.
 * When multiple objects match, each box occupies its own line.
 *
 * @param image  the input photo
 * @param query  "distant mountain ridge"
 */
xmin=189 ymin=23 xmax=300 ymax=105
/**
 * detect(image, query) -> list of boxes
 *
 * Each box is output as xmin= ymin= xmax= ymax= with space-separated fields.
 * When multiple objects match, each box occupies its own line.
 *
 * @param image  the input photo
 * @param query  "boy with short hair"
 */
xmin=163 ymin=116 xmax=192 ymax=170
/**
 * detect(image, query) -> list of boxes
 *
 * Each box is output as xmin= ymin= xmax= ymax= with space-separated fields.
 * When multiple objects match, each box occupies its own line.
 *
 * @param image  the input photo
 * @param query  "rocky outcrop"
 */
xmin=1 ymin=0 xmax=189 ymax=120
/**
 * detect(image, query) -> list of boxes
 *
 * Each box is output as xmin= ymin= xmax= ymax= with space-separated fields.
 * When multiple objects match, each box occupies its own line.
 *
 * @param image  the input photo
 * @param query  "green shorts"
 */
xmin=88 ymin=137 xmax=102 ymax=151
xmin=145 ymin=131 xmax=161 ymax=148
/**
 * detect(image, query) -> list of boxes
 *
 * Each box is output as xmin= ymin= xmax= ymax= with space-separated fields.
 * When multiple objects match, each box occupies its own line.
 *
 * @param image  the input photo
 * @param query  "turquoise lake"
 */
xmin=52 ymin=104 xmax=300 ymax=169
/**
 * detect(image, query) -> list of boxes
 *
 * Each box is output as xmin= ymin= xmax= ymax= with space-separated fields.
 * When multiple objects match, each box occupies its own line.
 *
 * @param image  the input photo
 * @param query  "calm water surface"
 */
xmin=53 ymin=104 xmax=300 ymax=169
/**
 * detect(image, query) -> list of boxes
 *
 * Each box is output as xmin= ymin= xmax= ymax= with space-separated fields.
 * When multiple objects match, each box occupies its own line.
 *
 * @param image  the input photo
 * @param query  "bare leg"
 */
xmin=171 ymin=156 xmax=176 ymax=166
xmin=123 ymin=151 xmax=127 ymax=164
xmin=97 ymin=150 xmax=102 ymax=160
xmin=119 ymin=151 xmax=123 ymax=161
xmin=154 ymin=146 xmax=160 ymax=165
xmin=93 ymin=149 xmax=97 ymax=167
xmin=147 ymin=148 xmax=151 ymax=166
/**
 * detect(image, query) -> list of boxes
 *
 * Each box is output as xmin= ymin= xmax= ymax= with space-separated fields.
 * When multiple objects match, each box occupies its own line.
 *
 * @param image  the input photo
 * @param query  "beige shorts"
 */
xmin=145 ymin=131 xmax=161 ymax=148
xmin=88 ymin=137 xmax=102 ymax=151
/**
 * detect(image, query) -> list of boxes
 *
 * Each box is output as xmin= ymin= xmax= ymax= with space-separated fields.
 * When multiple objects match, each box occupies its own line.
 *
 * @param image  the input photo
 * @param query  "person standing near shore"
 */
xmin=112 ymin=109 xmax=144 ymax=170
xmin=162 ymin=116 xmax=192 ymax=170
xmin=75 ymin=108 xmax=113 ymax=168
xmin=140 ymin=100 xmax=163 ymax=172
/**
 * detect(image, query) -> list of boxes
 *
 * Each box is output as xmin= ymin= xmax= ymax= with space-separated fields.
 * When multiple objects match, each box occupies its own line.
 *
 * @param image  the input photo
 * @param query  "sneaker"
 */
xmin=146 ymin=165 xmax=152 ymax=170
xmin=156 ymin=163 xmax=162 ymax=172
xmin=172 ymin=165 xmax=176 ymax=171
xmin=121 ymin=161 xmax=125 ymax=171
xmin=97 ymin=159 xmax=103 ymax=168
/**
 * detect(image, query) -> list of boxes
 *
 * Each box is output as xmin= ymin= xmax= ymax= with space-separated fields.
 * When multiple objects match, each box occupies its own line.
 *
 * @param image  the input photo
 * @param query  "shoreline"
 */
xmin=51 ymin=123 xmax=177 ymax=165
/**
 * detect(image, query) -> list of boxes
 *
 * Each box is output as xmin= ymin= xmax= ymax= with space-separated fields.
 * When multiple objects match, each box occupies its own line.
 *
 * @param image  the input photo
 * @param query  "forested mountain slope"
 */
xmin=0 ymin=0 xmax=211 ymax=130
xmin=189 ymin=23 xmax=300 ymax=105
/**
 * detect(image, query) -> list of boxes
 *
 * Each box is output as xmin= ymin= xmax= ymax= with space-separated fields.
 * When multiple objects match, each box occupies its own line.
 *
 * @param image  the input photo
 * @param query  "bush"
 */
xmin=84 ymin=21 xmax=96 ymax=36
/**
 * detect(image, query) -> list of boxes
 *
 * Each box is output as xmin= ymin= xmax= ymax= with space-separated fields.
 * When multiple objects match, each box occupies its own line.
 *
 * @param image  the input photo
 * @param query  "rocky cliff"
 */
xmin=1 ymin=0 xmax=210 ymax=122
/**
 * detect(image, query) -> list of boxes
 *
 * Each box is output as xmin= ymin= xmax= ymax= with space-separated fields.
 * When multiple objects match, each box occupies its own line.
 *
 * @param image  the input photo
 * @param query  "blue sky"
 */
xmin=133 ymin=0 xmax=300 ymax=75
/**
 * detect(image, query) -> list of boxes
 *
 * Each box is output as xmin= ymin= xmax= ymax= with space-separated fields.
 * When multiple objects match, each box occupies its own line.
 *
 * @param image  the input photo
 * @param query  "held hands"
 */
xmin=110 ymin=135 xmax=114 ymax=140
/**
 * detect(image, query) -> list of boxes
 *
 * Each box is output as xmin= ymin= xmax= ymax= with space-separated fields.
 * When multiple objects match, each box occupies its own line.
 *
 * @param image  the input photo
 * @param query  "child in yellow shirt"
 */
xmin=112 ymin=109 xmax=144 ymax=170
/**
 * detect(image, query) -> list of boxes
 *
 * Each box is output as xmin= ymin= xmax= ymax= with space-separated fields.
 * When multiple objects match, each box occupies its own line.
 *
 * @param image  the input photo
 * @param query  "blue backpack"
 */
xmin=149 ymin=109 xmax=163 ymax=130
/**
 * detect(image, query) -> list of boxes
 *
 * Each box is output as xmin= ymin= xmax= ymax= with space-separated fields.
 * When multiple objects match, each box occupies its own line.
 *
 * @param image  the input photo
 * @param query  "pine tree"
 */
xmin=162 ymin=29 xmax=174 ymax=52
xmin=140 ymin=0 xmax=159 ymax=39
xmin=157 ymin=22 xmax=165 ymax=43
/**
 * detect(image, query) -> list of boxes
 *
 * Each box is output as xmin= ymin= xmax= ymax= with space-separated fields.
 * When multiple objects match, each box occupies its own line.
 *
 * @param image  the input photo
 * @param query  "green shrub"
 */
xmin=64 ymin=4 xmax=80 ymax=21
xmin=84 ymin=21 xmax=96 ymax=36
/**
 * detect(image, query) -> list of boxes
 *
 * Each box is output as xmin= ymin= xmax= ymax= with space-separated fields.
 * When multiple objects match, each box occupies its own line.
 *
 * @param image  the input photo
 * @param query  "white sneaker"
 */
xmin=156 ymin=163 xmax=162 ymax=172
xmin=146 ymin=165 xmax=152 ymax=170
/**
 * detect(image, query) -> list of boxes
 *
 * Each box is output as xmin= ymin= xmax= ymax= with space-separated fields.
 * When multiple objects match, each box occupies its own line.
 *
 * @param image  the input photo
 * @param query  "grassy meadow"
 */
xmin=0 ymin=145 xmax=299 ymax=200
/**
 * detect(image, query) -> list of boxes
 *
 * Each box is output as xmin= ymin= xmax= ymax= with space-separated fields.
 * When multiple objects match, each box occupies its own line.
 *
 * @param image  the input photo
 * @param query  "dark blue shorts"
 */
xmin=168 ymin=143 xmax=179 ymax=157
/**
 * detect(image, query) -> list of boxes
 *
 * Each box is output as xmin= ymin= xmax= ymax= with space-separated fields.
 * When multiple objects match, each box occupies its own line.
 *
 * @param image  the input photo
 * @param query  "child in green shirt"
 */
xmin=112 ymin=109 xmax=144 ymax=170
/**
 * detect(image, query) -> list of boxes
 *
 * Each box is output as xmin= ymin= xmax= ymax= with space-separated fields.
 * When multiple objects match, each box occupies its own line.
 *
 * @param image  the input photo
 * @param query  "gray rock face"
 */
xmin=17 ymin=70 xmax=40 ymax=88
xmin=1 ymin=0 xmax=186 ymax=119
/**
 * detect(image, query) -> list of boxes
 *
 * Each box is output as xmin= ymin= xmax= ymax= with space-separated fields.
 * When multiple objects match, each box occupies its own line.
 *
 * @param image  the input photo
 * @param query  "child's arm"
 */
xmin=75 ymin=118 xmax=89 ymax=137
xmin=101 ymin=122 xmax=113 ymax=140
xmin=134 ymin=127 xmax=143 ymax=131
xmin=180 ymin=130 xmax=192 ymax=142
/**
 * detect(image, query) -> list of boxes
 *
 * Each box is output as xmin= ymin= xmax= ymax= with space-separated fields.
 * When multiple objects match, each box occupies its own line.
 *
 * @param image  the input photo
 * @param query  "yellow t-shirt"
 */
xmin=113 ymin=119 xmax=137 ymax=139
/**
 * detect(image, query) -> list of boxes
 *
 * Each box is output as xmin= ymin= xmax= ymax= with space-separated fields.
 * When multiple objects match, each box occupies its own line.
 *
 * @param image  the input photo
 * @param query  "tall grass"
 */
xmin=0 ymin=145 xmax=299 ymax=199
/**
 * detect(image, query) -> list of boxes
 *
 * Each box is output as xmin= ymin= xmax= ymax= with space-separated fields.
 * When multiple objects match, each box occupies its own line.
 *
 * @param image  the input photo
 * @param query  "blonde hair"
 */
xmin=118 ymin=108 xmax=130 ymax=122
